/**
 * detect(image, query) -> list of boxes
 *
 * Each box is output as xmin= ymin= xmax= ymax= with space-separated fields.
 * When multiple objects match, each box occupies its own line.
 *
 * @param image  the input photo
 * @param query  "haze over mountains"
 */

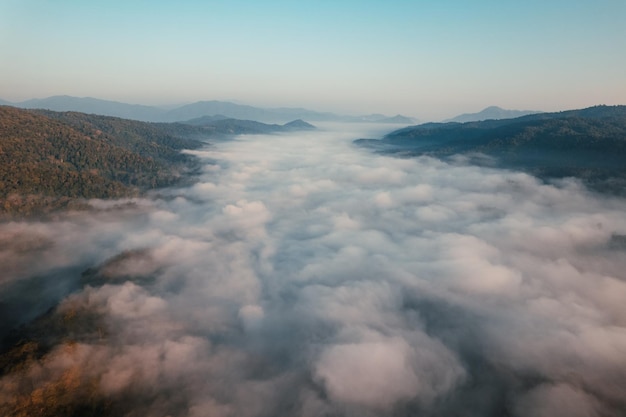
xmin=2 ymin=96 xmax=418 ymax=125
xmin=443 ymin=106 xmax=541 ymax=123
xmin=3 ymin=96 xmax=554 ymax=126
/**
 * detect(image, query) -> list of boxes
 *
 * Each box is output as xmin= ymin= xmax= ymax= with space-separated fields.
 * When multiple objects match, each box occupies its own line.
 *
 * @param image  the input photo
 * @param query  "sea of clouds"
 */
xmin=1 ymin=123 xmax=626 ymax=416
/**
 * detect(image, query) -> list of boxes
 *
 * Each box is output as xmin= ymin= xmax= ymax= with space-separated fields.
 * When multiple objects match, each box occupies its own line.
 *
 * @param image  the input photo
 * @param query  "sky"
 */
xmin=1 ymin=0 xmax=625 ymax=120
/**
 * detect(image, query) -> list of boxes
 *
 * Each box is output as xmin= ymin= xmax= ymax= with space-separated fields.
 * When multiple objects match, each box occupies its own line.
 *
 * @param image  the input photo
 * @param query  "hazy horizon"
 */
xmin=0 ymin=93 xmax=545 ymax=122
xmin=2 ymin=1 xmax=625 ymax=120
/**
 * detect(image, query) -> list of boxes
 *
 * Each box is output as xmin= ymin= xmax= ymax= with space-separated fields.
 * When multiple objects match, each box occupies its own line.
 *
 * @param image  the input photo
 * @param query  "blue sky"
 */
xmin=1 ymin=0 xmax=625 ymax=120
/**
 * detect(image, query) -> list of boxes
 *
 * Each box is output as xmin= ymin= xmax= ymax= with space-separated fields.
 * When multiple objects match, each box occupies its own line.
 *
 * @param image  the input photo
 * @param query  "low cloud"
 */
xmin=1 ymin=124 xmax=626 ymax=416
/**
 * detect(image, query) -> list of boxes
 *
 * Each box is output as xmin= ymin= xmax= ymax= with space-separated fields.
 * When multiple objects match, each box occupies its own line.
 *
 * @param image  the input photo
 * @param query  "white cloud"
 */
xmin=2 ymin=124 xmax=626 ymax=416
xmin=315 ymin=338 xmax=421 ymax=407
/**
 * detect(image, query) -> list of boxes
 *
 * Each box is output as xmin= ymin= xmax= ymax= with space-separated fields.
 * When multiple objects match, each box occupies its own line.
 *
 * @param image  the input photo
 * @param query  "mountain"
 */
xmin=5 ymin=95 xmax=417 ymax=124
xmin=355 ymin=105 xmax=626 ymax=194
xmin=163 ymin=100 xmax=276 ymax=123
xmin=181 ymin=114 xmax=230 ymax=125
xmin=377 ymin=114 xmax=417 ymax=124
xmin=0 ymin=104 xmax=323 ymax=216
xmin=183 ymin=116 xmax=317 ymax=134
xmin=283 ymin=119 xmax=316 ymax=130
xmin=332 ymin=113 xmax=418 ymax=123
xmin=164 ymin=101 xmax=401 ymax=124
xmin=0 ymin=106 xmax=205 ymax=216
xmin=17 ymin=96 xmax=165 ymax=122
xmin=444 ymin=106 xmax=541 ymax=123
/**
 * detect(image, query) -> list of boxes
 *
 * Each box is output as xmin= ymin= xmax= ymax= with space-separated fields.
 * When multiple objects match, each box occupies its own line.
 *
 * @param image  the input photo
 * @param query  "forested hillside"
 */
xmin=356 ymin=105 xmax=626 ymax=194
xmin=0 ymin=107 xmax=206 ymax=216
xmin=182 ymin=116 xmax=316 ymax=134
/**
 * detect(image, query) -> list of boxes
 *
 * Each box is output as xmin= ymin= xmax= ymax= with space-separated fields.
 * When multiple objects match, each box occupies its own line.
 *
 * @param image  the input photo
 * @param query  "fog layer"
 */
xmin=2 ymin=124 xmax=626 ymax=416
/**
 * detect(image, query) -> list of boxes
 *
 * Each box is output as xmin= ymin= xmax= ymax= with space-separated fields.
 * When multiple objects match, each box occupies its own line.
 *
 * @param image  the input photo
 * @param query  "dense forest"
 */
xmin=356 ymin=105 xmax=626 ymax=194
xmin=0 ymin=107 xmax=208 ymax=217
xmin=0 ymin=107 xmax=320 ymax=217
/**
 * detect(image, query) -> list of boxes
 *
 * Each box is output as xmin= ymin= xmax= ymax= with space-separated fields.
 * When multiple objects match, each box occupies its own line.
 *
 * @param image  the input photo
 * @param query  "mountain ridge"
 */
xmin=355 ymin=105 xmax=626 ymax=194
xmin=181 ymin=116 xmax=317 ymax=135
xmin=444 ymin=106 xmax=541 ymax=123
xmin=16 ymin=95 xmax=167 ymax=122
xmin=3 ymin=95 xmax=416 ymax=125
xmin=0 ymin=106 xmax=203 ymax=216
xmin=0 ymin=105 xmax=324 ymax=216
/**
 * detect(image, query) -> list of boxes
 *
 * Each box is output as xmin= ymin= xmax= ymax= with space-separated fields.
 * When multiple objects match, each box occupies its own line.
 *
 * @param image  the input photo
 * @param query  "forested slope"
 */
xmin=0 ymin=107 xmax=205 ymax=216
xmin=356 ymin=105 xmax=626 ymax=194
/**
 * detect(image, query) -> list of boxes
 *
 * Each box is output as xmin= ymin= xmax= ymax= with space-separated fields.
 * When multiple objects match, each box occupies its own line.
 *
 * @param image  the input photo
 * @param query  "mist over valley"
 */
xmin=1 ymin=104 xmax=626 ymax=416
xmin=2 ymin=1 xmax=626 ymax=414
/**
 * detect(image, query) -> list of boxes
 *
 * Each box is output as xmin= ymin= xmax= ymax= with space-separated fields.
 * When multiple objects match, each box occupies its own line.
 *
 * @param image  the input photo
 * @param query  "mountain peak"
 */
xmin=283 ymin=119 xmax=316 ymax=130
xmin=445 ymin=106 xmax=541 ymax=123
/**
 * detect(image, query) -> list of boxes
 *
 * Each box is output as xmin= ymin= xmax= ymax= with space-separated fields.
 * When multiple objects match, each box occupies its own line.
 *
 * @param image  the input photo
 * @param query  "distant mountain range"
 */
xmin=345 ymin=114 xmax=417 ymax=124
xmin=14 ymin=96 xmax=164 ymax=122
xmin=444 ymin=106 xmax=541 ymax=123
xmin=1 ymin=95 xmax=417 ymax=124
xmin=356 ymin=105 xmax=626 ymax=195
